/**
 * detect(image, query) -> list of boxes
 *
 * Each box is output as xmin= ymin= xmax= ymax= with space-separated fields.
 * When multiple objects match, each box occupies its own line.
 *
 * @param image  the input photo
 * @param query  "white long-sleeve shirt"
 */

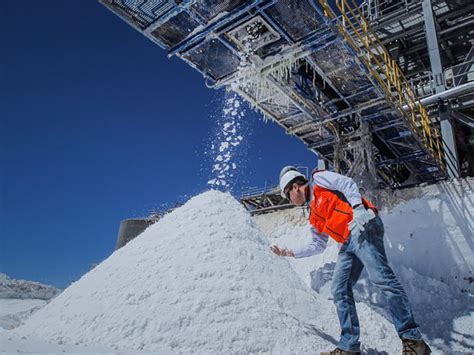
xmin=312 ymin=170 xmax=362 ymax=207
xmin=292 ymin=170 xmax=362 ymax=258
xmin=293 ymin=226 xmax=329 ymax=258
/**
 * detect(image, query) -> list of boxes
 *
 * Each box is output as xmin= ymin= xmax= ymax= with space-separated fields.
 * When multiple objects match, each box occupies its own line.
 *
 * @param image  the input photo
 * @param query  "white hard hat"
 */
xmin=279 ymin=166 xmax=305 ymax=198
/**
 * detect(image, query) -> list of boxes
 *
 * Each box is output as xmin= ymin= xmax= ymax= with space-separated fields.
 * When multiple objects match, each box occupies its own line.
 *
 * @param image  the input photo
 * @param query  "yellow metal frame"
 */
xmin=318 ymin=0 xmax=445 ymax=171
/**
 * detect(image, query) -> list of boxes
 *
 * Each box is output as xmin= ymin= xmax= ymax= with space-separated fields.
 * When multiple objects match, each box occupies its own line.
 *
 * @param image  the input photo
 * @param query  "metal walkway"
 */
xmin=100 ymin=0 xmax=473 ymax=189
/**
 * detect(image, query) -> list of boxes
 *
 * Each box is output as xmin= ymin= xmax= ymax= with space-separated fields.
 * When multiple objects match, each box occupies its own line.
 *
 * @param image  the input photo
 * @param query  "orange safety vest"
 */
xmin=309 ymin=185 xmax=378 ymax=243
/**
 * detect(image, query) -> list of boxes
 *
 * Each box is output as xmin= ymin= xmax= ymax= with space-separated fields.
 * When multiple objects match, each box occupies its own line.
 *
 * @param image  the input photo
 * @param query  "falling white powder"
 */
xmin=203 ymin=34 xmax=299 ymax=192
xmin=219 ymin=142 xmax=229 ymax=151
xmin=205 ymin=90 xmax=250 ymax=191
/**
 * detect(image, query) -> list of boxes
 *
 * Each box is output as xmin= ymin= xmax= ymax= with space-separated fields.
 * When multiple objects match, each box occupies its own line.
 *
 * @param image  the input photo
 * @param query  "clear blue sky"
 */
xmin=1 ymin=1 xmax=318 ymax=288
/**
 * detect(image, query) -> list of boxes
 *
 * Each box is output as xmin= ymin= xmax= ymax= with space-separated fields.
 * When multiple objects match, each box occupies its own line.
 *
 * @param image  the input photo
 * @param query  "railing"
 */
xmin=318 ymin=0 xmax=446 ymax=173
xmin=361 ymin=0 xmax=413 ymax=21
xmin=407 ymin=59 xmax=474 ymax=99
xmin=445 ymin=59 xmax=474 ymax=88
xmin=240 ymin=184 xmax=279 ymax=198
xmin=408 ymin=72 xmax=436 ymax=100
xmin=241 ymin=166 xmax=309 ymax=199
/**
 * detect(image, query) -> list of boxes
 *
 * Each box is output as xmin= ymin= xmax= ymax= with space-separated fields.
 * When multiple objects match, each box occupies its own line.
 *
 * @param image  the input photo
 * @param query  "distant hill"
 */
xmin=0 ymin=273 xmax=61 ymax=300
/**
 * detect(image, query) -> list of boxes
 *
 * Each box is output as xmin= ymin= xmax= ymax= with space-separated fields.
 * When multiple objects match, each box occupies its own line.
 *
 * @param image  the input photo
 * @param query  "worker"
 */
xmin=271 ymin=161 xmax=431 ymax=355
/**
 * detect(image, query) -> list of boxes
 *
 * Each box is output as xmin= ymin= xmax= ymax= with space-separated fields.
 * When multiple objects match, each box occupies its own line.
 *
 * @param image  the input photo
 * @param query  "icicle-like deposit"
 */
xmin=229 ymin=55 xmax=301 ymax=122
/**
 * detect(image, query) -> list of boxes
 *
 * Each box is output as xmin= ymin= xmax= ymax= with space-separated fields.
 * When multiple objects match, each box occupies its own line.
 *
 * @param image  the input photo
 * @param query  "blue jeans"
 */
xmin=331 ymin=215 xmax=421 ymax=352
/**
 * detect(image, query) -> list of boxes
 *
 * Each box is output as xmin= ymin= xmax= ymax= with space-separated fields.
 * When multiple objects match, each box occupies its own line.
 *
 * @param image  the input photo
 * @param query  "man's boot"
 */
xmin=320 ymin=348 xmax=361 ymax=355
xmin=402 ymin=339 xmax=432 ymax=354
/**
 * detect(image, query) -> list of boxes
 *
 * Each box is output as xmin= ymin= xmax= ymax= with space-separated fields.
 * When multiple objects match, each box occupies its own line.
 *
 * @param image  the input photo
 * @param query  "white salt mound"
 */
xmin=14 ymin=191 xmax=334 ymax=353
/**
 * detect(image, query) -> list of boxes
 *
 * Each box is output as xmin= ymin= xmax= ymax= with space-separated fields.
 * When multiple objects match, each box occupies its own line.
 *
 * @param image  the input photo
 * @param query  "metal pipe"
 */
xmin=402 ymin=82 xmax=474 ymax=109
xmin=439 ymin=18 xmax=474 ymax=36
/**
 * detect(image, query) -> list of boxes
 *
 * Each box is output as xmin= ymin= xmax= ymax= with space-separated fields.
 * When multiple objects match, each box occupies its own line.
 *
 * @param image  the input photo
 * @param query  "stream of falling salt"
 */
xmin=206 ymin=90 xmax=249 ymax=191
xmin=204 ymin=26 xmax=303 ymax=191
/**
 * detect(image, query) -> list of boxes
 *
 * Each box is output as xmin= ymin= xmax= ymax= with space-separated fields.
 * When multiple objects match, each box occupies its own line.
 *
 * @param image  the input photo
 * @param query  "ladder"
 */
xmin=318 ymin=0 xmax=446 ymax=172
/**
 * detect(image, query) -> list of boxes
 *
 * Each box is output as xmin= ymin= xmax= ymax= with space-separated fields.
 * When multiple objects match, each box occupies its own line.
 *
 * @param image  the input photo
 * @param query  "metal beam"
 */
xmin=452 ymin=110 xmax=474 ymax=128
xmin=377 ymin=150 xmax=428 ymax=167
xmin=167 ymin=1 xmax=278 ymax=57
xmin=423 ymin=0 xmax=460 ymax=178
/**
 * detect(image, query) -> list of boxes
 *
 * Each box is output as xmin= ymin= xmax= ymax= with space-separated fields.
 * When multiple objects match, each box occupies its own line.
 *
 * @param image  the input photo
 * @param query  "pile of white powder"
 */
xmin=11 ymin=179 xmax=474 ymax=353
xmin=14 ymin=191 xmax=337 ymax=353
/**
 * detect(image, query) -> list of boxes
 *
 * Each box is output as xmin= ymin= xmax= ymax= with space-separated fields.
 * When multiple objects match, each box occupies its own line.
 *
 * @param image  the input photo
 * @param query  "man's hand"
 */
xmin=270 ymin=245 xmax=295 ymax=257
xmin=349 ymin=205 xmax=376 ymax=237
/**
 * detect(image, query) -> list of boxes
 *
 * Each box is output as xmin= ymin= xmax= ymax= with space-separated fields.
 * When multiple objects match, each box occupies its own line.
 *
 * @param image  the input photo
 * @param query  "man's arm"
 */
xmin=292 ymin=226 xmax=328 ymax=258
xmin=312 ymin=170 xmax=362 ymax=207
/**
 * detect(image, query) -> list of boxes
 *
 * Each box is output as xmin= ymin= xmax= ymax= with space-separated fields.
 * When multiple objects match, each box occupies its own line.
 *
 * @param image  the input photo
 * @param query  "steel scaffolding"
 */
xmin=99 ymin=0 xmax=473 ymax=210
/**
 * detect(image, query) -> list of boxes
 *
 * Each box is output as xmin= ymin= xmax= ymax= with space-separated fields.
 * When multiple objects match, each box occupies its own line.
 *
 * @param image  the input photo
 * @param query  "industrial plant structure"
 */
xmin=100 ymin=0 xmax=473 ymax=214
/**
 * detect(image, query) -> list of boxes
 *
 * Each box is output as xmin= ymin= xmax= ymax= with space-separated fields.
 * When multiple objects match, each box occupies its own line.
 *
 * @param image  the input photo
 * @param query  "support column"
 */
xmin=422 ymin=0 xmax=460 ymax=178
xmin=347 ymin=121 xmax=379 ymax=190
